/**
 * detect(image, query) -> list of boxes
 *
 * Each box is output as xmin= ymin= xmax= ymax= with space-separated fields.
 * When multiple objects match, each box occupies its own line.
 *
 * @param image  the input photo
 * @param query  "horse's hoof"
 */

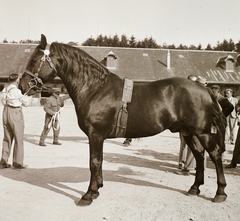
xmin=76 ymin=198 xmax=92 ymax=206
xmin=92 ymin=191 xmax=100 ymax=199
xmin=187 ymin=188 xmax=200 ymax=196
xmin=212 ymin=194 xmax=227 ymax=203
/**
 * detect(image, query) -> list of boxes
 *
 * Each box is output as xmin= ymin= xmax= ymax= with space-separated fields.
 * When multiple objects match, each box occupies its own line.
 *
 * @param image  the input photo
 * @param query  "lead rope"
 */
xmin=47 ymin=110 xmax=61 ymax=130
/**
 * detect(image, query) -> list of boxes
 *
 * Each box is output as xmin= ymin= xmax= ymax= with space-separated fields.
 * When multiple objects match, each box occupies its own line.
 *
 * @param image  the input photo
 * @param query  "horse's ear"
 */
xmin=40 ymin=34 xmax=47 ymax=50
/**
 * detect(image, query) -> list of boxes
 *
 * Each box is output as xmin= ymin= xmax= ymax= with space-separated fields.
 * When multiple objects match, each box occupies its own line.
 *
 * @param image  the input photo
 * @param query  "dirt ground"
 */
xmin=0 ymin=104 xmax=239 ymax=221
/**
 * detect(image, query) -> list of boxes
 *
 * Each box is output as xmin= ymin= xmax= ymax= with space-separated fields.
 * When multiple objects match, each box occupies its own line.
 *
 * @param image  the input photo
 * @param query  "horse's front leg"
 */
xmin=77 ymin=134 xmax=104 ymax=206
xmin=187 ymin=150 xmax=204 ymax=196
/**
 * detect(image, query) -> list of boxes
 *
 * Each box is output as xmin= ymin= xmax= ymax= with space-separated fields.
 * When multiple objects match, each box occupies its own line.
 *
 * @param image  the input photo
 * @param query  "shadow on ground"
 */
xmin=0 ymin=165 xmax=190 ymax=204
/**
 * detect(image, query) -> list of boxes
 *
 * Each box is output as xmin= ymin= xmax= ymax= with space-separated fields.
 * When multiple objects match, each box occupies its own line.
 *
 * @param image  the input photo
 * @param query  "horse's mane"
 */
xmin=51 ymin=42 xmax=111 ymax=87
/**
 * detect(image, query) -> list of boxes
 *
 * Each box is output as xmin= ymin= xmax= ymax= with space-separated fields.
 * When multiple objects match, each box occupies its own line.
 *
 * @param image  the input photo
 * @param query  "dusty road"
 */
xmin=0 ymin=105 xmax=239 ymax=221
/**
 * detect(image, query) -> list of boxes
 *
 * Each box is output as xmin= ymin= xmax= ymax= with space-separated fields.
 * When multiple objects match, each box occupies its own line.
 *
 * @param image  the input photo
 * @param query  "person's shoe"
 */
xmin=225 ymin=163 xmax=237 ymax=168
xmin=0 ymin=163 xmax=11 ymax=169
xmin=13 ymin=164 xmax=28 ymax=169
xmin=175 ymin=169 xmax=190 ymax=176
xmin=178 ymin=163 xmax=183 ymax=169
xmin=53 ymin=141 xmax=62 ymax=145
xmin=123 ymin=139 xmax=131 ymax=145
xmin=39 ymin=142 xmax=46 ymax=146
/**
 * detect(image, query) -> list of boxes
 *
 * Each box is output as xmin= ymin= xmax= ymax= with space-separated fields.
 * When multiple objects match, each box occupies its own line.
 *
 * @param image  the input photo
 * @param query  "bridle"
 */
xmin=22 ymin=44 xmax=57 ymax=95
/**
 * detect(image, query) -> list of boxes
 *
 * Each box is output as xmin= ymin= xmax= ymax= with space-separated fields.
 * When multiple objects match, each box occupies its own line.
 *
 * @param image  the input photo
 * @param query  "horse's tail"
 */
xmin=207 ymin=87 xmax=227 ymax=153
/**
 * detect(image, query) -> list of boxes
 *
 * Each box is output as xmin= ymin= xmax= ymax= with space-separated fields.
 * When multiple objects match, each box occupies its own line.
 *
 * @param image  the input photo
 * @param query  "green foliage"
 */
xmin=2 ymin=35 xmax=240 ymax=51
xmin=213 ymin=38 xmax=235 ymax=51
xmin=82 ymin=34 xmax=161 ymax=48
xmin=82 ymin=35 xmax=239 ymax=51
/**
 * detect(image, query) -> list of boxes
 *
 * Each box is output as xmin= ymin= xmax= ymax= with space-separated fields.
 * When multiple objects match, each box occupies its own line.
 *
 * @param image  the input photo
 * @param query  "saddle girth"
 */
xmin=115 ymin=78 xmax=134 ymax=137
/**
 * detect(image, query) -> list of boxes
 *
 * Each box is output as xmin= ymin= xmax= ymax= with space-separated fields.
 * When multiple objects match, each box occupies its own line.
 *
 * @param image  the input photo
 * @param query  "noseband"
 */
xmin=22 ymin=44 xmax=57 ymax=95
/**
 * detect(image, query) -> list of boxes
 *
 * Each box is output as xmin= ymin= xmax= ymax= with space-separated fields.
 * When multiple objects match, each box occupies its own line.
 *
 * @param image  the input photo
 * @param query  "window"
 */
xmin=104 ymin=51 xmax=117 ymax=72
xmin=225 ymin=55 xmax=235 ymax=72
xmin=226 ymin=60 xmax=234 ymax=72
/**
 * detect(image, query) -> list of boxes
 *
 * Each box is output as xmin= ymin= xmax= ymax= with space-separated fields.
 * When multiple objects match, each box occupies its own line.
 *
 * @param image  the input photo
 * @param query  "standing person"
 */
xmin=0 ymin=73 xmax=30 ymax=169
xmin=39 ymin=88 xmax=69 ymax=146
xmin=226 ymin=127 xmax=240 ymax=168
xmin=225 ymin=89 xmax=238 ymax=145
xmin=211 ymin=85 xmax=234 ymax=118
xmin=226 ymin=101 xmax=240 ymax=168
xmin=176 ymin=133 xmax=196 ymax=176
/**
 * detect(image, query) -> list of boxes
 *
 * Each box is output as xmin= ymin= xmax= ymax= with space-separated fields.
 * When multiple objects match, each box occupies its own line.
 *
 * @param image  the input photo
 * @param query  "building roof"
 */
xmin=0 ymin=43 xmax=240 ymax=84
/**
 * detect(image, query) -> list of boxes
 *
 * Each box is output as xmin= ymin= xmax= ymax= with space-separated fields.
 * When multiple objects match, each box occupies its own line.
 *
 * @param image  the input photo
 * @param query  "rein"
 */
xmin=22 ymin=44 xmax=57 ymax=95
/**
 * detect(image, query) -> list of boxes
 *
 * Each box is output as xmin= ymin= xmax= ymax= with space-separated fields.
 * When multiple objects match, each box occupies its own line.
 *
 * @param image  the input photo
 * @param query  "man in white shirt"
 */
xmin=225 ymin=88 xmax=238 ymax=145
xmin=0 ymin=73 xmax=30 ymax=169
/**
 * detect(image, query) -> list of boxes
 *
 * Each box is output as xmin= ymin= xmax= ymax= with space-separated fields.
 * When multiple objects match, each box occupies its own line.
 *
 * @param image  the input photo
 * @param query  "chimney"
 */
xmin=167 ymin=50 xmax=171 ymax=69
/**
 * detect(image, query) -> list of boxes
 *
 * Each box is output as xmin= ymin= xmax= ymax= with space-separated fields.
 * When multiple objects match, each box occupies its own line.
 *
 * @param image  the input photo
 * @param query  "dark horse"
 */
xmin=20 ymin=34 xmax=227 ymax=206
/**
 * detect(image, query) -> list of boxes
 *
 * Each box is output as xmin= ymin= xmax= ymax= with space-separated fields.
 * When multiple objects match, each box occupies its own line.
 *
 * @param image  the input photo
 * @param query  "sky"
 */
xmin=0 ymin=0 xmax=240 ymax=48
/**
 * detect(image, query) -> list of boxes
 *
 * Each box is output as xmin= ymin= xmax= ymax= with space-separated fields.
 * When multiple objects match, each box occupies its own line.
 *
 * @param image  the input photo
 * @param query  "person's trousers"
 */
xmin=39 ymin=114 xmax=60 ymax=143
xmin=1 ymin=106 xmax=24 ymax=166
xmin=226 ymin=116 xmax=238 ymax=143
xmin=231 ymin=127 xmax=240 ymax=164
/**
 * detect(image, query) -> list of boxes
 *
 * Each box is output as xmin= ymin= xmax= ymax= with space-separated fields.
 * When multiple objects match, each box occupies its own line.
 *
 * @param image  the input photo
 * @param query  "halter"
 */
xmin=22 ymin=44 xmax=57 ymax=95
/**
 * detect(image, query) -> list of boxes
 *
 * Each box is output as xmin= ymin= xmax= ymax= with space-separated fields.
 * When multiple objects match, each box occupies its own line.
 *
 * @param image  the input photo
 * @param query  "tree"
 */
xmin=137 ymin=37 xmax=159 ymax=48
xmin=82 ymin=36 xmax=96 ymax=46
xmin=19 ymin=39 xmax=39 ymax=44
xmin=96 ymin=34 xmax=104 ymax=46
xmin=189 ymin=44 xmax=197 ymax=50
xmin=205 ymin=44 xmax=212 ymax=50
xmin=177 ymin=44 xmax=188 ymax=50
xmin=168 ymin=44 xmax=176 ymax=49
xmin=3 ymin=38 xmax=8 ymax=43
xmin=68 ymin=41 xmax=78 ymax=46
xmin=112 ymin=34 xmax=120 ymax=47
xmin=129 ymin=35 xmax=137 ymax=48
xmin=213 ymin=39 xmax=235 ymax=51
xmin=197 ymin=44 xmax=202 ymax=50
xmin=120 ymin=34 xmax=128 ymax=47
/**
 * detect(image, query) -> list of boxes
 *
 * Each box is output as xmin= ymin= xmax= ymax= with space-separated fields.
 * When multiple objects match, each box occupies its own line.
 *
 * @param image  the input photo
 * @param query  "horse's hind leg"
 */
xmin=184 ymin=135 xmax=205 ymax=196
xmin=195 ymin=133 xmax=227 ymax=202
xmin=77 ymin=134 xmax=104 ymax=206
xmin=205 ymin=135 xmax=227 ymax=202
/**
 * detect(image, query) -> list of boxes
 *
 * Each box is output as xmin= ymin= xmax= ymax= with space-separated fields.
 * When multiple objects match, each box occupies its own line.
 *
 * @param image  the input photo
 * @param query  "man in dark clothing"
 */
xmin=226 ymin=100 xmax=240 ymax=168
xmin=211 ymin=85 xmax=234 ymax=117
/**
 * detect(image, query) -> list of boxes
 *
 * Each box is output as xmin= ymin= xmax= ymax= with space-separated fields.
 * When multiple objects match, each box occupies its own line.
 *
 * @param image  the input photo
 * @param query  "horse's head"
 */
xmin=20 ymin=34 xmax=57 ymax=95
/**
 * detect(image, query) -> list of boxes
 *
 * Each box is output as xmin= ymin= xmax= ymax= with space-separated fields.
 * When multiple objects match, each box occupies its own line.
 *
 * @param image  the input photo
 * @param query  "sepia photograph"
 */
xmin=0 ymin=0 xmax=240 ymax=220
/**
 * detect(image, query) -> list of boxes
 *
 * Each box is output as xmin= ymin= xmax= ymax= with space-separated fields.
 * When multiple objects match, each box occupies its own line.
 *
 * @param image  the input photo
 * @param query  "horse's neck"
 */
xmin=60 ymin=71 xmax=122 ymax=105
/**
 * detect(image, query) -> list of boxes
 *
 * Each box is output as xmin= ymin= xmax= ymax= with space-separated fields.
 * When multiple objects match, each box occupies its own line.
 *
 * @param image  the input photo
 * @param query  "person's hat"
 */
xmin=225 ymin=88 xmax=233 ymax=93
xmin=196 ymin=76 xmax=207 ymax=86
xmin=211 ymin=85 xmax=221 ymax=90
xmin=187 ymin=75 xmax=197 ymax=81
xmin=51 ymin=88 xmax=61 ymax=94
xmin=8 ymin=73 xmax=19 ymax=82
